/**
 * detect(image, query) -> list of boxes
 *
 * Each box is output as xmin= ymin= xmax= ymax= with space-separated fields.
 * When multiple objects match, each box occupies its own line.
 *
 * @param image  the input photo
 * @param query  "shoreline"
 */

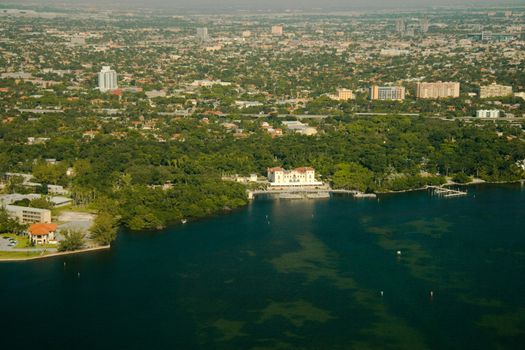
xmin=374 ymin=179 xmax=525 ymax=195
xmin=0 ymin=245 xmax=110 ymax=262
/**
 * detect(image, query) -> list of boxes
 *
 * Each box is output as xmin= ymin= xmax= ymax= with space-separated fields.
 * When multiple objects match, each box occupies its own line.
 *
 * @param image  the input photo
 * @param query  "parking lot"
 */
xmin=0 ymin=235 xmax=20 ymax=250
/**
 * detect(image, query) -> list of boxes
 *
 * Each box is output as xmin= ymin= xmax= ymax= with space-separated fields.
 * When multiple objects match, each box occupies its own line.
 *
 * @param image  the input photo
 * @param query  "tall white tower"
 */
xmin=98 ymin=66 xmax=118 ymax=92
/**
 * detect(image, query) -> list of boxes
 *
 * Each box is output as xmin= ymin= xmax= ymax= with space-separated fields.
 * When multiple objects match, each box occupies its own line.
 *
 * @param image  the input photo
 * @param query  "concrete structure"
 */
xmin=196 ymin=27 xmax=209 ymax=41
xmin=380 ymin=49 xmax=409 ymax=57
xmin=329 ymin=88 xmax=354 ymax=101
xmin=28 ymin=223 xmax=57 ymax=245
xmin=336 ymin=88 xmax=354 ymax=101
xmin=370 ymin=86 xmax=405 ymax=101
xmin=476 ymin=109 xmax=501 ymax=118
xmin=395 ymin=19 xmax=405 ymax=34
xmin=479 ymin=83 xmax=513 ymax=99
xmin=416 ymin=82 xmax=460 ymax=99
xmin=420 ymin=18 xmax=429 ymax=33
xmin=267 ymin=167 xmax=323 ymax=187
xmin=4 ymin=205 xmax=52 ymax=224
xmin=98 ymin=66 xmax=118 ymax=92
xmin=271 ymin=25 xmax=283 ymax=36
xmin=281 ymin=121 xmax=317 ymax=135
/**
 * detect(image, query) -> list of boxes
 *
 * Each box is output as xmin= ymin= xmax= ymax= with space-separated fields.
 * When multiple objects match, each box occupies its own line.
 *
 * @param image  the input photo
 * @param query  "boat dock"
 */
xmin=428 ymin=186 xmax=467 ymax=198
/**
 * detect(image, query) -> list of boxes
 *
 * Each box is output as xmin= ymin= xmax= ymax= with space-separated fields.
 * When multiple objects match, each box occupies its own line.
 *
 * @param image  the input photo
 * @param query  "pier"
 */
xmin=428 ymin=186 xmax=467 ymax=198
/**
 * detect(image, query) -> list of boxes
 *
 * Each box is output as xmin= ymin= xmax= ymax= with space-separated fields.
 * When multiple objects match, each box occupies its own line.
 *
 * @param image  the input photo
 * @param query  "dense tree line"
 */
xmin=1 ymin=115 xmax=524 ymax=230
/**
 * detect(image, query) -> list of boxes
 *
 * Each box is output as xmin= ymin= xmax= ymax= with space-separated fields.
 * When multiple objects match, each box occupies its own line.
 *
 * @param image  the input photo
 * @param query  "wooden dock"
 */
xmin=428 ymin=186 xmax=467 ymax=198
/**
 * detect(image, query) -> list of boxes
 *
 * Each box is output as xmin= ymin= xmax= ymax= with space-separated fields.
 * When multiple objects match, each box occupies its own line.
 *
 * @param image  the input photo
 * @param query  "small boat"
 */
xmin=181 ymin=219 xmax=188 ymax=224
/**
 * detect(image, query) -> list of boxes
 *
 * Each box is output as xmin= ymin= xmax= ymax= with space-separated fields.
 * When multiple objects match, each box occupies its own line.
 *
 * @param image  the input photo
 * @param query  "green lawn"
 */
xmin=0 ymin=250 xmax=43 ymax=260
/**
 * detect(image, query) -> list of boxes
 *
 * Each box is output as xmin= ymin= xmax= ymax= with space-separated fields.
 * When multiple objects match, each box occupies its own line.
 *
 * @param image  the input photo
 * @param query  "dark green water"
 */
xmin=1 ymin=184 xmax=525 ymax=349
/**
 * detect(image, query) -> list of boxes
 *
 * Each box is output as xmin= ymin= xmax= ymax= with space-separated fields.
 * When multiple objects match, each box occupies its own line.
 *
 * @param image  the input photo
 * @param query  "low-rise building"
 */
xmin=476 ymin=109 xmax=501 ymax=118
xmin=28 ymin=223 xmax=58 ymax=245
xmin=4 ymin=205 xmax=52 ymax=224
xmin=267 ymin=167 xmax=323 ymax=187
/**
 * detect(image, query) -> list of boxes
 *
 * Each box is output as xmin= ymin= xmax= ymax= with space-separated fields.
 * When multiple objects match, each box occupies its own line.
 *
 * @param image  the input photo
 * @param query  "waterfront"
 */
xmin=1 ymin=184 xmax=524 ymax=349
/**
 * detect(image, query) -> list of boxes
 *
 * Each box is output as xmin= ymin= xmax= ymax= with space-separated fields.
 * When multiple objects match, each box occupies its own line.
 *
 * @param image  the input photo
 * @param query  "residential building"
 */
xmin=380 ymin=49 xmax=409 ymax=57
xmin=4 ymin=205 xmax=52 ymax=224
xmin=271 ymin=25 xmax=283 ymax=36
xmin=196 ymin=27 xmax=209 ymax=41
xmin=416 ymin=82 xmax=460 ymax=99
xmin=329 ymin=88 xmax=354 ymax=101
xmin=28 ymin=223 xmax=58 ymax=245
xmin=98 ymin=66 xmax=118 ymax=92
xmin=267 ymin=167 xmax=323 ymax=187
xmin=476 ymin=109 xmax=501 ymax=118
xmin=479 ymin=83 xmax=513 ymax=99
xmin=370 ymin=86 xmax=406 ymax=101
xmin=281 ymin=121 xmax=318 ymax=135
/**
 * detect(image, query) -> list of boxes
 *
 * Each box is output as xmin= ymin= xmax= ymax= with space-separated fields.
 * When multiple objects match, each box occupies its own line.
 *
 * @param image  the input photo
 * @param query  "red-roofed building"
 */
xmin=28 ymin=223 xmax=58 ymax=245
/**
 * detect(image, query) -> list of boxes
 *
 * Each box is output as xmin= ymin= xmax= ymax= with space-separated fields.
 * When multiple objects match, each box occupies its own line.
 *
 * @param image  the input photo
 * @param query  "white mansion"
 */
xmin=267 ymin=167 xmax=323 ymax=187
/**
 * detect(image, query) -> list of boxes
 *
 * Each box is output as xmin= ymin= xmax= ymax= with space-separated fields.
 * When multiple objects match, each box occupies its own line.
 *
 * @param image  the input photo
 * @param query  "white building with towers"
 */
xmin=98 ymin=66 xmax=118 ymax=92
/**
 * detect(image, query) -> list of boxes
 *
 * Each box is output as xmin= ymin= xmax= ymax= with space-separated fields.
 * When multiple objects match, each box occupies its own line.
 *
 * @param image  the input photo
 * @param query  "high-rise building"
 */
xmin=416 ymin=82 xmax=460 ymax=99
xmin=196 ymin=27 xmax=209 ymax=42
xmin=98 ymin=66 xmax=118 ymax=92
xmin=395 ymin=19 xmax=405 ymax=34
xmin=370 ymin=86 xmax=406 ymax=101
xmin=479 ymin=83 xmax=513 ymax=99
xmin=271 ymin=25 xmax=283 ymax=36
xmin=420 ymin=18 xmax=429 ymax=33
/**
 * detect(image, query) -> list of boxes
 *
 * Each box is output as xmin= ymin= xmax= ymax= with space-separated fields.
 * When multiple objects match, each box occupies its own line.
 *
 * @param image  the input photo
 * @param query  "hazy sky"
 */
xmin=3 ymin=0 xmax=521 ymax=10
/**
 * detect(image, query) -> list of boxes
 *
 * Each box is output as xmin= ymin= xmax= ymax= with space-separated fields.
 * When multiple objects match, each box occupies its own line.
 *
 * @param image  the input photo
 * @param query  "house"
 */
xmin=28 ymin=223 xmax=58 ymax=245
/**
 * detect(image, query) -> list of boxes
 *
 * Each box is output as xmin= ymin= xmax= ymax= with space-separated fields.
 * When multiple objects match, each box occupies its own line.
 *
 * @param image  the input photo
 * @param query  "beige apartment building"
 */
xmin=4 ymin=205 xmax=52 ymax=224
xmin=479 ymin=83 xmax=513 ymax=99
xmin=271 ymin=25 xmax=283 ymax=36
xmin=416 ymin=82 xmax=460 ymax=99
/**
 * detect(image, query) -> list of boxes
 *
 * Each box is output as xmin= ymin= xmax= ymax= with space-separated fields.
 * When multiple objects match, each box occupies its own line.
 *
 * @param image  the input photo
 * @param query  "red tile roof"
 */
xmin=29 ymin=223 xmax=58 ymax=236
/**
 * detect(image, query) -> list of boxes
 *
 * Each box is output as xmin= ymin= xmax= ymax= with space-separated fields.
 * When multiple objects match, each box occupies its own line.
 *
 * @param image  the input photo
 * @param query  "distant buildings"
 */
xmin=416 ymin=82 xmax=460 ymax=99
xmin=420 ymin=18 xmax=430 ymax=33
xmin=380 ymin=49 xmax=409 ymax=57
xmin=476 ymin=109 xmax=501 ymax=118
xmin=370 ymin=86 xmax=406 ymax=101
xmin=267 ymin=167 xmax=323 ymax=187
xmin=479 ymin=83 xmax=513 ymax=99
xmin=329 ymin=88 xmax=354 ymax=101
xmin=395 ymin=19 xmax=405 ymax=34
xmin=98 ymin=66 xmax=118 ymax=92
xmin=196 ymin=27 xmax=209 ymax=41
xmin=271 ymin=25 xmax=283 ymax=36
xmin=281 ymin=121 xmax=318 ymax=136
xmin=467 ymin=31 xmax=515 ymax=42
